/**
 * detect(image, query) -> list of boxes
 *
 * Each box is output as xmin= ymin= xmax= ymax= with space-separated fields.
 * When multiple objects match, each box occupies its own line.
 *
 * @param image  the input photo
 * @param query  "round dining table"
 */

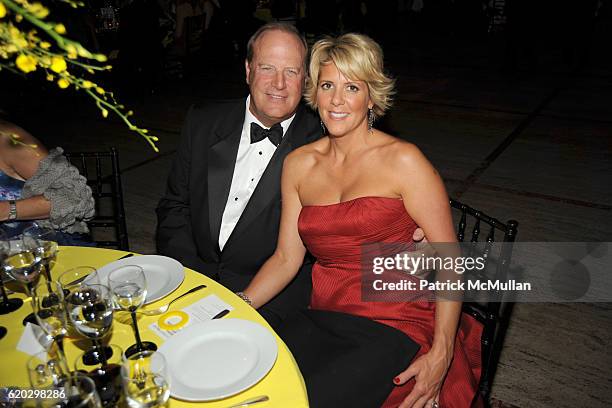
xmin=0 ymin=246 xmax=309 ymax=407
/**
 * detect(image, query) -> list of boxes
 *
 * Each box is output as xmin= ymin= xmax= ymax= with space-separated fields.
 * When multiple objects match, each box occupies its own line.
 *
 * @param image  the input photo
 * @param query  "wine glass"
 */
xmin=58 ymin=267 xmax=100 ymax=341
xmin=27 ymin=350 xmax=68 ymax=390
xmin=0 ymin=230 xmax=24 ymax=317
xmin=58 ymin=266 xmax=100 ymax=297
xmin=121 ymin=351 xmax=170 ymax=408
xmin=59 ymin=372 xmax=103 ymax=408
xmin=34 ymin=372 xmax=102 ymax=408
xmin=24 ymin=225 xmax=59 ymax=283
xmin=32 ymin=280 xmax=70 ymax=374
xmin=2 ymin=234 xmax=44 ymax=325
xmin=66 ymin=284 xmax=114 ymax=366
xmin=108 ymin=265 xmax=157 ymax=357
xmin=74 ymin=344 xmax=124 ymax=408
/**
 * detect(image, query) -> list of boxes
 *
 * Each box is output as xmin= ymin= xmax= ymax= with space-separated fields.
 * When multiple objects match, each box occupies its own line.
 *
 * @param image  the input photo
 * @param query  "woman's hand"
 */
xmin=395 ymin=349 xmax=452 ymax=408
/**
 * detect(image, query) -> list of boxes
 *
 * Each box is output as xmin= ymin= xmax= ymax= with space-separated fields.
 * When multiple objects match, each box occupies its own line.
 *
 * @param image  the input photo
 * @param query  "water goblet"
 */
xmin=65 ymin=284 xmax=114 ymax=366
xmin=0 ymin=230 xmax=24 ymax=317
xmin=27 ymin=350 xmax=67 ymax=390
xmin=108 ymin=265 xmax=157 ymax=357
xmin=74 ymin=344 xmax=123 ymax=408
xmin=32 ymin=280 xmax=70 ymax=374
xmin=24 ymin=225 xmax=59 ymax=283
xmin=58 ymin=266 xmax=99 ymax=338
xmin=58 ymin=372 xmax=103 ymax=408
xmin=58 ymin=267 xmax=100 ymax=296
xmin=2 ymin=234 xmax=44 ymax=325
xmin=121 ymin=351 xmax=170 ymax=408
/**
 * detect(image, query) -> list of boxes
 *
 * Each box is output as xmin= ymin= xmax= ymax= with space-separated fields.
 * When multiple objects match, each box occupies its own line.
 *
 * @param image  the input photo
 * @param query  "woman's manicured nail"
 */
xmin=393 ymin=377 xmax=400 ymax=384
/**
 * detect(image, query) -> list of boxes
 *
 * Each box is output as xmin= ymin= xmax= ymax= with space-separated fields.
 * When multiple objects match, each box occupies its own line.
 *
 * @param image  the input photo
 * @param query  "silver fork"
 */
xmin=139 ymin=284 xmax=207 ymax=316
xmin=225 ymin=395 xmax=269 ymax=408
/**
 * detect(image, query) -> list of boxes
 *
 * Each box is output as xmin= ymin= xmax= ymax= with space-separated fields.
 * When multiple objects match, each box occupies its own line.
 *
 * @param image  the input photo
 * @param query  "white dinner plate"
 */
xmin=96 ymin=255 xmax=184 ymax=304
xmin=159 ymin=319 xmax=278 ymax=401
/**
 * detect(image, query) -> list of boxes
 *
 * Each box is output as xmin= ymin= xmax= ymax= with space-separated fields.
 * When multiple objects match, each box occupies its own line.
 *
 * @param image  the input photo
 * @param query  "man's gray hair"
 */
xmin=246 ymin=22 xmax=308 ymax=66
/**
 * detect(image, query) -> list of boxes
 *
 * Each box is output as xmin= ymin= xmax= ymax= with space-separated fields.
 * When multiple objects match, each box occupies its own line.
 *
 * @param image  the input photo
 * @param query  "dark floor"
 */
xmin=3 ymin=26 xmax=612 ymax=407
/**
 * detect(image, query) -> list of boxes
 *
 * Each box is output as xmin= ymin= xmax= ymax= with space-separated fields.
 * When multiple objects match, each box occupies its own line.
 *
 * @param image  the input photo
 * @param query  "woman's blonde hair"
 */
xmin=304 ymin=33 xmax=395 ymax=117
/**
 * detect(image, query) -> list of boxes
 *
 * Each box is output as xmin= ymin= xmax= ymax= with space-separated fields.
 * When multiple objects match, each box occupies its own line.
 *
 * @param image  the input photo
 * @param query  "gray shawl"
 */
xmin=21 ymin=148 xmax=95 ymax=234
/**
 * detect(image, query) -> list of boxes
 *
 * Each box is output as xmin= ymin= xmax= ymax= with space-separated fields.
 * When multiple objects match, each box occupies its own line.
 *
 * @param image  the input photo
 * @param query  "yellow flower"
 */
xmin=40 ymin=41 xmax=51 ymax=49
xmin=50 ymin=56 xmax=67 ymax=73
xmin=28 ymin=3 xmax=50 ymax=19
xmin=65 ymin=44 xmax=77 ymax=59
xmin=82 ymin=80 xmax=93 ymax=88
xmin=0 ymin=3 xmax=7 ymax=18
xmin=101 ymin=109 xmax=108 ymax=118
xmin=76 ymin=45 xmax=92 ymax=58
xmin=27 ymin=30 xmax=39 ymax=42
xmin=57 ymin=78 xmax=70 ymax=89
xmin=46 ymin=74 xmax=54 ymax=81
xmin=8 ymin=26 xmax=28 ymax=48
xmin=15 ymin=54 xmax=37 ymax=73
xmin=95 ymin=87 xmax=105 ymax=94
xmin=15 ymin=14 xmax=22 ymax=22
xmin=54 ymin=24 xmax=66 ymax=34
xmin=94 ymin=54 xmax=108 ymax=62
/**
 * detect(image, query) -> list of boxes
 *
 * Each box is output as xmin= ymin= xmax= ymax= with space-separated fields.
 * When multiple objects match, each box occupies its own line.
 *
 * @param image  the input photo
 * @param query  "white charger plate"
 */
xmin=96 ymin=255 xmax=184 ymax=304
xmin=158 ymin=319 xmax=278 ymax=401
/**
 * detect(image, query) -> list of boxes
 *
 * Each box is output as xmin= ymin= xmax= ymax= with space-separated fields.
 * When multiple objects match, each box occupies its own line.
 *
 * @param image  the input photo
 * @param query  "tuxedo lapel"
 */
xmin=224 ymin=105 xmax=312 ymax=250
xmin=208 ymin=103 xmax=245 ymax=252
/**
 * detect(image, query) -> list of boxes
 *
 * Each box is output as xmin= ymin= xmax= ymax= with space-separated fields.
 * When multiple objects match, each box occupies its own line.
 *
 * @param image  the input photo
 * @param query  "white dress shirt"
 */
xmin=218 ymin=96 xmax=295 ymax=250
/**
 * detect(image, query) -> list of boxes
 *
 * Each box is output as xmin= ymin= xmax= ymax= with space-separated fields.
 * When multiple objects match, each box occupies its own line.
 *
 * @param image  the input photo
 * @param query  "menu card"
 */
xmin=149 ymin=294 xmax=233 ymax=339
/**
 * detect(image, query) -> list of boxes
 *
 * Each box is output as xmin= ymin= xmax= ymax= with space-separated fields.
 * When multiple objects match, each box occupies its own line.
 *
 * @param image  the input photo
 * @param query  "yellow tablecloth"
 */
xmin=0 ymin=247 xmax=308 ymax=408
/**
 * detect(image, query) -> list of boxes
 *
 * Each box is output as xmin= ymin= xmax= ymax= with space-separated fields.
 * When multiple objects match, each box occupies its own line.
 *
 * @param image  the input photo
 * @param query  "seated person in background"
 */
xmin=0 ymin=119 xmax=95 ymax=245
xmin=241 ymin=33 xmax=483 ymax=408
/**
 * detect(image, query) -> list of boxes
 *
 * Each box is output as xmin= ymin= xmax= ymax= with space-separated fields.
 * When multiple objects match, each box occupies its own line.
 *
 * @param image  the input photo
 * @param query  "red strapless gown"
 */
xmin=298 ymin=197 xmax=484 ymax=407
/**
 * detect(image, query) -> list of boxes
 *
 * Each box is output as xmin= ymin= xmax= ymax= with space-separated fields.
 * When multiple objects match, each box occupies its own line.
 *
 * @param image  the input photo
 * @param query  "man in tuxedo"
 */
xmin=156 ymin=23 xmax=320 ymax=328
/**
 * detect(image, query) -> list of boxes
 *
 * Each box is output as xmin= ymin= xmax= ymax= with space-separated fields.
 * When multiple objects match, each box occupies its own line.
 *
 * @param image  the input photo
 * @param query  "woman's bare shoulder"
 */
xmin=285 ymin=137 xmax=328 ymax=168
xmin=0 ymin=121 xmax=48 ymax=175
xmin=0 ymin=121 xmax=46 ymax=153
xmin=376 ymin=132 xmax=426 ymax=167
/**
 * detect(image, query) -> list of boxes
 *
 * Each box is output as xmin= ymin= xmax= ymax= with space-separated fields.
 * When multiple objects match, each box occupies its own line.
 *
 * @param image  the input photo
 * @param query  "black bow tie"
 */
xmin=250 ymin=122 xmax=283 ymax=147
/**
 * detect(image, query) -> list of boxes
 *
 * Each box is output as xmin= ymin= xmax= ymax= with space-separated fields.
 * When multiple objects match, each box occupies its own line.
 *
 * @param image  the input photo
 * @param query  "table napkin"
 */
xmin=16 ymin=323 xmax=52 ymax=356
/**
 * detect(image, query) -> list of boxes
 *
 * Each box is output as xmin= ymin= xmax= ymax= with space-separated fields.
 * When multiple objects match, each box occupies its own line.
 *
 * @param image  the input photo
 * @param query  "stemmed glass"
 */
xmin=59 ymin=267 xmax=100 ymax=294
xmin=59 ymin=373 xmax=103 ymax=408
xmin=1 ymin=234 xmax=44 ymax=325
xmin=32 ymin=280 xmax=70 ymax=375
xmin=121 ymin=351 xmax=170 ymax=408
xmin=108 ymin=265 xmax=157 ymax=357
xmin=66 ymin=284 xmax=114 ymax=366
xmin=29 ymin=360 xmax=103 ymax=408
xmin=58 ymin=267 xmax=100 ymax=340
xmin=75 ymin=344 xmax=124 ymax=408
xmin=23 ymin=225 xmax=59 ymax=283
xmin=0 ymin=230 xmax=24 ymax=319
xmin=27 ymin=350 xmax=68 ymax=390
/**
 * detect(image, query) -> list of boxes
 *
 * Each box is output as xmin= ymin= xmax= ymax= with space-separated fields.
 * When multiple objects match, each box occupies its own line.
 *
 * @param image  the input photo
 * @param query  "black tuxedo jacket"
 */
xmin=156 ymin=99 xmax=321 ymax=325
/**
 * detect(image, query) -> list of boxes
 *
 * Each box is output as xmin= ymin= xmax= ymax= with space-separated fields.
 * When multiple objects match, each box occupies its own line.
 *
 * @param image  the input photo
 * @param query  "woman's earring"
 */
xmin=367 ymin=108 xmax=375 ymax=132
xmin=320 ymin=119 xmax=327 ymax=135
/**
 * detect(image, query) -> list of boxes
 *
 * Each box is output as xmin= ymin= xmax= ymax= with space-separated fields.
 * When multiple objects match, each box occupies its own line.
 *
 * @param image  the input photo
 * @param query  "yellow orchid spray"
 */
xmin=0 ymin=0 xmax=160 ymax=151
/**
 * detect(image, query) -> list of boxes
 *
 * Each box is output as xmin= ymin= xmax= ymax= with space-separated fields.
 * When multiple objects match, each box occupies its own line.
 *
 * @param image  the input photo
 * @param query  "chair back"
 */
xmin=65 ymin=148 xmax=129 ymax=250
xmin=450 ymin=198 xmax=518 ymax=403
xmin=185 ymin=15 xmax=205 ymax=56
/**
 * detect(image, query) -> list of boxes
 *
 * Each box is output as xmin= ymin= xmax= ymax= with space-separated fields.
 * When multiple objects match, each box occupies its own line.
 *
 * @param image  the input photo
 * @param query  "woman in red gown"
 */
xmin=243 ymin=33 xmax=483 ymax=408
